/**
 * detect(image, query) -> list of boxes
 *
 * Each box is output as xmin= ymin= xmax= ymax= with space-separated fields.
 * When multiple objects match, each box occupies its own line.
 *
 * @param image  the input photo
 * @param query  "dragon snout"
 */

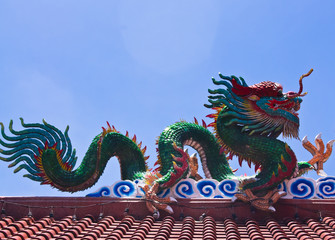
xmin=293 ymin=102 xmax=300 ymax=111
xmin=285 ymin=91 xmax=298 ymax=98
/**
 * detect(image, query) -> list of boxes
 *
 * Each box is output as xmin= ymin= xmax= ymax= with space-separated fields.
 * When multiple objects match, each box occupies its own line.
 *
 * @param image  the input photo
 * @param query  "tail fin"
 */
xmin=0 ymin=118 xmax=77 ymax=183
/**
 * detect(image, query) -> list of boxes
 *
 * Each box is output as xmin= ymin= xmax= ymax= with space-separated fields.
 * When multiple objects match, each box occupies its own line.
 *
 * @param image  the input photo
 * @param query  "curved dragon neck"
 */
xmin=157 ymin=122 xmax=234 ymax=182
xmin=215 ymin=108 xmax=298 ymax=191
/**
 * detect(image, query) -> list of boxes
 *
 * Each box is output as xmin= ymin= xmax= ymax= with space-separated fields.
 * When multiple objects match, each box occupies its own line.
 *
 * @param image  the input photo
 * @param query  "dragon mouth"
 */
xmin=268 ymin=99 xmax=301 ymax=117
xmin=281 ymin=101 xmax=300 ymax=117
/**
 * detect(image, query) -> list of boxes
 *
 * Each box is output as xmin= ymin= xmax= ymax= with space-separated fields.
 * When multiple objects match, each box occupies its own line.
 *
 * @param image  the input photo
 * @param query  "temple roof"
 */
xmin=1 ymin=197 xmax=335 ymax=239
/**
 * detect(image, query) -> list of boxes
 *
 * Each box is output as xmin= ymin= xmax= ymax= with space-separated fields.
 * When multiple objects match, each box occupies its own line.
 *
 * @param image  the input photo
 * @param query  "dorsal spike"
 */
xmin=206 ymin=114 xmax=217 ymax=119
xmin=142 ymin=146 xmax=147 ymax=154
xmin=194 ymin=117 xmax=199 ymax=125
xmin=132 ymin=135 xmax=137 ymax=143
xmin=106 ymin=121 xmax=112 ymax=131
xmin=154 ymin=159 xmax=161 ymax=166
xmin=101 ymin=127 xmax=107 ymax=135
xmin=213 ymin=107 xmax=223 ymax=112
xmin=202 ymin=120 xmax=207 ymax=128
xmin=220 ymin=147 xmax=225 ymax=155
xmin=125 ymin=131 xmax=129 ymax=137
xmin=154 ymin=166 xmax=162 ymax=172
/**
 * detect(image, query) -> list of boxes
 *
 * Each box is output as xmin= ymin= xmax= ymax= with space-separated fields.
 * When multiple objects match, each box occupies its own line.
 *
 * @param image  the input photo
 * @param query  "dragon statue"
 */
xmin=0 ymin=69 xmax=333 ymax=214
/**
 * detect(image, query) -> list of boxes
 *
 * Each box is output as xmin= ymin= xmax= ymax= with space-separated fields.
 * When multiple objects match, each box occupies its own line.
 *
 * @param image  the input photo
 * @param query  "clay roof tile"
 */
xmin=323 ymin=216 xmax=335 ymax=230
xmin=37 ymin=231 xmax=53 ymax=240
xmin=8 ymin=236 xmax=25 ymax=240
xmin=82 ymin=236 xmax=97 ymax=240
xmin=2 ymin=197 xmax=335 ymax=239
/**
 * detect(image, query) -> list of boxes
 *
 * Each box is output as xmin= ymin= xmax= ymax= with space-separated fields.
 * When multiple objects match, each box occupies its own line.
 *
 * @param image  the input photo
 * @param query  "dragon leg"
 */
xmin=301 ymin=134 xmax=335 ymax=176
xmin=234 ymin=187 xmax=286 ymax=212
xmin=140 ymin=122 xmax=234 ymax=216
xmin=141 ymin=143 xmax=191 ymax=216
xmin=141 ymin=183 xmax=177 ymax=218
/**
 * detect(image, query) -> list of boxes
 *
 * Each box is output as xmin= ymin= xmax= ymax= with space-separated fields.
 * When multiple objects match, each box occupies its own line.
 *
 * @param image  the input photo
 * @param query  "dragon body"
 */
xmin=1 ymin=69 xmax=332 ymax=212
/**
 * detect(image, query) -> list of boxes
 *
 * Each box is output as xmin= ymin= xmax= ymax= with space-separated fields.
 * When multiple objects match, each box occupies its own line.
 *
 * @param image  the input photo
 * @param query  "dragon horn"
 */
xmin=287 ymin=69 xmax=313 ymax=99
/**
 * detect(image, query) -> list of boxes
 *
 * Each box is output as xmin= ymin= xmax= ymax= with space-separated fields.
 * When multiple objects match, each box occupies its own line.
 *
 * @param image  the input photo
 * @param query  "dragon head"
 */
xmin=205 ymin=69 xmax=313 ymax=139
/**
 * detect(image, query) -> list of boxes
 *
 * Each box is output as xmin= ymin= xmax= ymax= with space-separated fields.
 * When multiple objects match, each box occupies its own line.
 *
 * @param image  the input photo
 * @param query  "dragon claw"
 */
xmin=315 ymin=133 xmax=322 ymax=140
xmin=231 ymin=195 xmax=238 ymax=202
xmin=233 ymin=188 xmax=286 ymax=212
xmin=164 ymin=205 xmax=174 ymax=214
xmin=328 ymin=139 xmax=335 ymax=147
xmin=232 ymin=186 xmax=286 ymax=212
xmin=142 ymin=183 xmax=176 ymax=218
xmin=188 ymin=152 xmax=203 ymax=180
xmin=317 ymin=169 xmax=327 ymax=177
xmin=268 ymin=206 xmax=276 ymax=212
xmin=302 ymin=134 xmax=334 ymax=176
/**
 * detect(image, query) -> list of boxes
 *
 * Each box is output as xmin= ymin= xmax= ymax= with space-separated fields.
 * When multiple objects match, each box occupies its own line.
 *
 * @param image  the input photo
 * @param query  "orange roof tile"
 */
xmin=1 ymin=196 xmax=335 ymax=240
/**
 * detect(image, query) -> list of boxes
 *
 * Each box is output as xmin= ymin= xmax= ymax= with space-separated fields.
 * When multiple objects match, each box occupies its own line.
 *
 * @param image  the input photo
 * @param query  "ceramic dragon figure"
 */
xmin=0 ymin=69 xmax=333 ymax=214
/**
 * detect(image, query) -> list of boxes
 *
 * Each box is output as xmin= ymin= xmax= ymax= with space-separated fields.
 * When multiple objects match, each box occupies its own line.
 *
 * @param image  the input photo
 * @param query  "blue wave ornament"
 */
xmin=197 ymin=180 xmax=216 ymax=198
xmin=317 ymin=177 xmax=335 ymax=198
xmin=175 ymin=180 xmax=194 ymax=198
xmin=218 ymin=180 xmax=238 ymax=198
xmin=86 ymin=186 xmax=111 ymax=197
xmin=289 ymin=177 xmax=315 ymax=199
xmin=112 ymin=181 xmax=136 ymax=198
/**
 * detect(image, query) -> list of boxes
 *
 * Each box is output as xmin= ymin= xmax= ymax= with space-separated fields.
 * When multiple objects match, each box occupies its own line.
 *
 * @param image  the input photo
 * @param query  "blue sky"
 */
xmin=0 ymin=1 xmax=335 ymax=196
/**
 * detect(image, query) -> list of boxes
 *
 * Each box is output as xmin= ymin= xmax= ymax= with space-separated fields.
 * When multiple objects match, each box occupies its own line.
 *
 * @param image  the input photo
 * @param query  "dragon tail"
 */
xmin=0 ymin=119 xmax=148 ymax=192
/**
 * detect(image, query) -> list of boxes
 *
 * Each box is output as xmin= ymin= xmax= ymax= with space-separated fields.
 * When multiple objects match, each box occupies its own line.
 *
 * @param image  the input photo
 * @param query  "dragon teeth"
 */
xmin=247 ymin=159 xmax=252 ymax=168
xmin=238 ymin=157 xmax=243 ymax=167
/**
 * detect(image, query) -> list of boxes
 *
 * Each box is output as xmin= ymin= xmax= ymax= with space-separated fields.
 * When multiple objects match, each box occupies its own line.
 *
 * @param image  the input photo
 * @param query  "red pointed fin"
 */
xmin=142 ymin=146 xmax=147 ymax=155
xmin=206 ymin=114 xmax=217 ymax=119
xmin=107 ymin=122 xmax=112 ymax=131
xmin=194 ymin=117 xmax=199 ymax=125
xmin=202 ymin=120 xmax=207 ymax=128
xmin=208 ymin=122 xmax=216 ymax=128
